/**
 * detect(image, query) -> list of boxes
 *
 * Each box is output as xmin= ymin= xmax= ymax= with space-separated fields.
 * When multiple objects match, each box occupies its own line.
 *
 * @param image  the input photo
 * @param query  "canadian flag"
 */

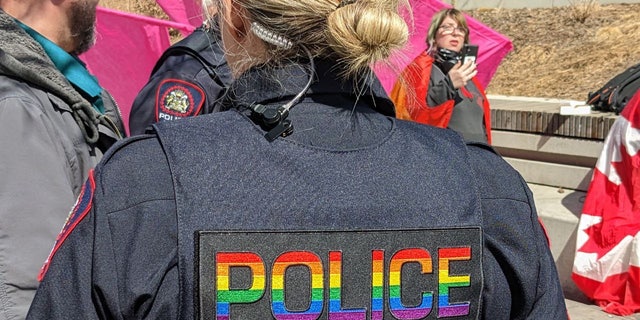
xmin=572 ymin=91 xmax=640 ymax=316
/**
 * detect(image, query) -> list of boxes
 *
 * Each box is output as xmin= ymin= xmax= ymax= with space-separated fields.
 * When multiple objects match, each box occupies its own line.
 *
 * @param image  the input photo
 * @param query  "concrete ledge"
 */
xmin=528 ymin=184 xmax=585 ymax=300
xmin=506 ymin=157 xmax=594 ymax=191
xmin=493 ymin=130 xmax=603 ymax=191
xmin=490 ymin=95 xmax=617 ymax=140
xmin=489 ymin=96 xmax=613 ymax=191
xmin=492 ymin=130 xmax=604 ymax=163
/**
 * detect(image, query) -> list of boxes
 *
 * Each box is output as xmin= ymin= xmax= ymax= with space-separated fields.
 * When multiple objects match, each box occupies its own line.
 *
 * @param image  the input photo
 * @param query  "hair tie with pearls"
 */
xmin=250 ymin=22 xmax=293 ymax=49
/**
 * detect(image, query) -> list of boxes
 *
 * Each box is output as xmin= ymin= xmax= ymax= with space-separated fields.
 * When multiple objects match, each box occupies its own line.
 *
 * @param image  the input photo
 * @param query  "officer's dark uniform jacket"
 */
xmin=28 ymin=59 xmax=567 ymax=319
xmin=128 ymin=23 xmax=232 ymax=135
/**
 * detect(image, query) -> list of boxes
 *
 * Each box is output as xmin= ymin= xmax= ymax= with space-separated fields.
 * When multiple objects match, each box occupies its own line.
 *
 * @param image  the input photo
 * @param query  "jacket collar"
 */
xmin=221 ymin=58 xmax=395 ymax=117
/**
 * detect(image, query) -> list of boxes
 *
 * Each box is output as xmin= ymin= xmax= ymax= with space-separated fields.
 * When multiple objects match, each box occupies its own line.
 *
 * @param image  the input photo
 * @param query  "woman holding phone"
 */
xmin=390 ymin=8 xmax=492 ymax=144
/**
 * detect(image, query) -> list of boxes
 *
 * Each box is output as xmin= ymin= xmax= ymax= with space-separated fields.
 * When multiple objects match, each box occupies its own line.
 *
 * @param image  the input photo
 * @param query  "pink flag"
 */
xmin=374 ymin=0 xmax=513 ymax=93
xmin=572 ymin=91 xmax=640 ymax=316
xmin=80 ymin=7 xmax=193 ymax=135
xmin=155 ymin=0 xmax=203 ymax=29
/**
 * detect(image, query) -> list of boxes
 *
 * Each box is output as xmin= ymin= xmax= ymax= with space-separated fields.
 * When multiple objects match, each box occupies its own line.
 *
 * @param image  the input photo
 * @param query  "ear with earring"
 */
xmin=224 ymin=1 xmax=249 ymax=40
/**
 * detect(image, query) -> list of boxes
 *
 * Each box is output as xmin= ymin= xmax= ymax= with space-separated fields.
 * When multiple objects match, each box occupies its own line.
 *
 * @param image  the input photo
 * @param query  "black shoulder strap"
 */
xmin=155 ymin=47 xmax=225 ymax=87
xmin=150 ymin=30 xmax=227 ymax=89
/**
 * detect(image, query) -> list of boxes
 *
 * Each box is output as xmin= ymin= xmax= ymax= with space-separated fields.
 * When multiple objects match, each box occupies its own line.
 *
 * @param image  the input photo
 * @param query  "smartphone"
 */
xmin=462 ymin=44 xmax=479 ymax=64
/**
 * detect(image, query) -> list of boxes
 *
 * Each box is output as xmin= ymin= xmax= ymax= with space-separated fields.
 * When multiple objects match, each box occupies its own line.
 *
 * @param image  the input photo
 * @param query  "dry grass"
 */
xmin=568 ymin=0 xmax=600 ymax=23
xmin=101 ymin=1 xmax=640 ymax=102
xmin=101 ymin=0 xmax=182 ymax=40
xmin=101 ymin=0 xmax=167 ymax=19
xmin=468 ymin=3 xmax=640 ymax=101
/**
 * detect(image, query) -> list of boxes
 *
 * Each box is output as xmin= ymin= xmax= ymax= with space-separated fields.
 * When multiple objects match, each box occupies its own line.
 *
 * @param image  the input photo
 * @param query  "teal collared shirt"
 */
xmin=17 ymin=21 xmax=105 ymax=114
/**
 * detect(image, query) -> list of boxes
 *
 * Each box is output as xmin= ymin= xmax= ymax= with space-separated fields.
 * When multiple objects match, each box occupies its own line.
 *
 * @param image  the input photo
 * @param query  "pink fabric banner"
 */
xmin=155 ymin=0 xmax=204 ymax=30
xmin=81 ymin=1 xmax=510 ymax=135
xmin=374 ymin=0 xmax=513 ymax=93
xmin=80 ymin=7 xmax=194 ymax=135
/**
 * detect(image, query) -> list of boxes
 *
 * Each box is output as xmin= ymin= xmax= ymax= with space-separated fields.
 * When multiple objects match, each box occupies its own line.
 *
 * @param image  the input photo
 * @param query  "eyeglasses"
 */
xmin=439 ymin=25 xmax=467 ymax=35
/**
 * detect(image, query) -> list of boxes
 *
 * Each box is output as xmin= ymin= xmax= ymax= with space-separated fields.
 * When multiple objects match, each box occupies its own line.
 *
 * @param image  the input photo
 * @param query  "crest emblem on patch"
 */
xmin=155 ymin=79 xmax=205 ymax=121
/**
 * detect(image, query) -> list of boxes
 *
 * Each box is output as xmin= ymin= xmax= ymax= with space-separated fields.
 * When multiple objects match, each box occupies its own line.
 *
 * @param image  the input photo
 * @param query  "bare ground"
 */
xmin=102 ymin=1 xmax=640 ymax=102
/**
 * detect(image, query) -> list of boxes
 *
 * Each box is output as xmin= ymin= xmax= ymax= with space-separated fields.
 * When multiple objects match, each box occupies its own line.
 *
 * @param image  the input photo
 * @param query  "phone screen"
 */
xmin=463 ymin=44 xmax=479 ymax=64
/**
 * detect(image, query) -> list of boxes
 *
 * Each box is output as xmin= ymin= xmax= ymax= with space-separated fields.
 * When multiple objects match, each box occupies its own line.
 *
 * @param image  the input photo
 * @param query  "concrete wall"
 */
xmin=442 ymin=0 xmax=640 ymax=9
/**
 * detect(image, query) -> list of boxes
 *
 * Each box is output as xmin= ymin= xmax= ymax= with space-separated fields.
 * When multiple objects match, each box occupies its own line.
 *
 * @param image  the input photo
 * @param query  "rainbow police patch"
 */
xmin=155 ymin=78 xmax=205 ymax=122
xmin=38 ymin=170 xmax=96 ymax=281
xmin=196 ymin=228 xmax=483 ymax=319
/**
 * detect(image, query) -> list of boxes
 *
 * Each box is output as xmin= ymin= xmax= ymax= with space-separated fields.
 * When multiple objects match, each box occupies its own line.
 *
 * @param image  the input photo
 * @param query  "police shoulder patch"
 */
xmin=196 ymin=228 xmax=483 ymax=319
xmin=155 ymin=78 xmax=205 ymax=122
xmin=38 ymin=170 xmax=96 ymax=281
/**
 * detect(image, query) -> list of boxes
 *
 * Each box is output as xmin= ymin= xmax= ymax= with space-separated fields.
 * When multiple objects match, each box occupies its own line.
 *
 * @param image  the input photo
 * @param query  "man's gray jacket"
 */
xmin=0 ymin=9 xmax=124 ymax=320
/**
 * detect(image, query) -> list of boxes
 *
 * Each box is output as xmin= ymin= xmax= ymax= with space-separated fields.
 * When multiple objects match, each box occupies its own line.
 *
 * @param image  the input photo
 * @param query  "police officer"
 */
xmin=128 ymin=0 xmax=232 ymax=135
xmin=28 ymin=0 xmax=568 ymax=318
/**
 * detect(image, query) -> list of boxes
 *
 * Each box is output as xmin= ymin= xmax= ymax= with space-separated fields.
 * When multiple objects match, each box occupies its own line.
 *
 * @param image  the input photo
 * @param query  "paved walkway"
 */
xmin=566 ymin=299 xmax=640 ymax=319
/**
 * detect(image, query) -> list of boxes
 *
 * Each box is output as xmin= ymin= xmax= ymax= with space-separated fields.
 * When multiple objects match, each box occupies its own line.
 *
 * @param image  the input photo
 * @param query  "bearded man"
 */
xmin=0 ymin=0 xmax=125 ymax=318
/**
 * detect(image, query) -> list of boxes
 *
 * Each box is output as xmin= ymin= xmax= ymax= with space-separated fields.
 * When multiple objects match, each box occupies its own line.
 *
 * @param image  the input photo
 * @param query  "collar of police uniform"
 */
xmin=221 ymin=58 xmax=395 ymax=117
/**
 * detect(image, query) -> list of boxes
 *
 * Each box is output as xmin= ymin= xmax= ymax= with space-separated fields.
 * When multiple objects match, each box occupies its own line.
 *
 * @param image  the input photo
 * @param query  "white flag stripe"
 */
xmin=575 ymin=214 xmax=603 ymax=249
xmin=624 ymin=117 xmax=640 ymax=157
xmin=595 ymin=119 xmax=624 ymax=185
xmin=573 ymin=231 xmax=640 ymax=282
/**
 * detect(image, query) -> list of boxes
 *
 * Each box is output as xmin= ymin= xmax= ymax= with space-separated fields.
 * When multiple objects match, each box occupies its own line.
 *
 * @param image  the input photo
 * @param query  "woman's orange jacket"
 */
xmin=390 ymin=51 xmax=492 ymax=143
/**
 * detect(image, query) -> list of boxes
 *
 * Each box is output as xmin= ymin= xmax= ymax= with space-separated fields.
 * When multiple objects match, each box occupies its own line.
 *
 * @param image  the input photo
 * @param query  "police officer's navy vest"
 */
xmin=153 ymin=110 xmax=485 ymax=319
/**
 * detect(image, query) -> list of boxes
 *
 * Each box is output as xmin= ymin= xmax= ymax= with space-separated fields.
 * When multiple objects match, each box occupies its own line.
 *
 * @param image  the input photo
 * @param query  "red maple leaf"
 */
xmin=579 ymin=136 xmax=640 ymax=260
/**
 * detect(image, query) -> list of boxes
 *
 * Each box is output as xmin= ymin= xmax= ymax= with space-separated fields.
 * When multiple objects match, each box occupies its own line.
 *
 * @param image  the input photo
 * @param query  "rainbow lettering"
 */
xmin=215 ymin=252 xmax=266 ymax=320
xmin=272 ymin=251 xmax=323 ymax=320
xmin=371 ymin=250 xmax=384 ymax=320
xmin=201 ymin=229 xmax=482 ymax=319
xmin=328 ymin=251 xmax=366 ymax=319
xmin=389 ymin=248 xmax=433 ymax=319
xmin=438 ymin=247 xmax=472 ymax=317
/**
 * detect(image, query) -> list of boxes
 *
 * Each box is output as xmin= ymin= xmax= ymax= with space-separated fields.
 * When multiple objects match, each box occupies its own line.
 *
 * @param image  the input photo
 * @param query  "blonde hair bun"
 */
xmin=327 ymin=1 xmax=409 ymax=76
